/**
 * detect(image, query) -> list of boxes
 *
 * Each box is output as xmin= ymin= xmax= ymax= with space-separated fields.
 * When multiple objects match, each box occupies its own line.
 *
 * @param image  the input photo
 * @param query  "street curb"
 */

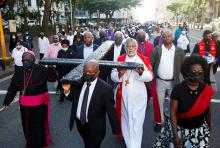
xmin=0 ymin=68 xmax=14 ymax=79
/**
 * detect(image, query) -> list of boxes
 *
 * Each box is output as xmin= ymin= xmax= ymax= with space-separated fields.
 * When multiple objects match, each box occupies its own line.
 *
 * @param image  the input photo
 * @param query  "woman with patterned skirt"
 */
xmin=154 ymin=55 xmax=214 ymax=148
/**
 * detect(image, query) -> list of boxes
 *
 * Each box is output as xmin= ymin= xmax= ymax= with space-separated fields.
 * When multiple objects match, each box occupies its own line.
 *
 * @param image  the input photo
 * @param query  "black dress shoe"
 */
xmin=154 ymin=124 xmax=162 ymax=133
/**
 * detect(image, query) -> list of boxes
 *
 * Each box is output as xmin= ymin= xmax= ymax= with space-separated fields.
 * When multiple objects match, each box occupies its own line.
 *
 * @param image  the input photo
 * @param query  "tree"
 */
xmin=42 ymin=0 xmax=51 ymax=34
xmin=166 ymin=2 xmax=182 ymax=24
xmin=84 ymin=0 xmax=142 ymax=21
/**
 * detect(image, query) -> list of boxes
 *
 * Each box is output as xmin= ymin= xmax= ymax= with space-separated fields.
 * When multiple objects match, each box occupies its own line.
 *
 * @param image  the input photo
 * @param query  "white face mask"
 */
xmin=62 ymin=48 xmax=68 ymax=51
xmin=16 ymin=45 xmax=22 ymax=49
xmin=12 ymin=35 xmax=16 ymax=39
xmin=182 ymin=31 xmax=186 ymax=35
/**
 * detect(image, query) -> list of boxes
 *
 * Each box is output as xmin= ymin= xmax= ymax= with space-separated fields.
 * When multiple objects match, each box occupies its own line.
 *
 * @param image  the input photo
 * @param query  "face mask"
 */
xmin=138 ymin=36 xmax=145 ymax=42
xmin=187 ymin=72 xmax=204 ymax=83
xmin=12 ymin=35 xmax=16 ymax=39
xmin=62 ymin=48 xmax=68 ymax=51
xmin=83 ymin=73 xmax=96 ymax=82
xmin=26 ymin=36 xmax=29 ymax=40
xmin=204 ymin=38 xmax=210 ymax=43
xmin=115 ymin=39 xmax=123 ymax=46
xmin=182 ymin=31 xmax=186 ymax=35
xmin=23 ymin=61 xmax=34 ymax=70
xmin=16 ymin=45 xmax=22 ymax=49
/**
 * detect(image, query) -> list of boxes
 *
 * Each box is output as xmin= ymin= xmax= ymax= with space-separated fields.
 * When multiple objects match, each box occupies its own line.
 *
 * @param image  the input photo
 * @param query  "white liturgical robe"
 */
xmin=111 ymin=54 xmax=153 ymax=148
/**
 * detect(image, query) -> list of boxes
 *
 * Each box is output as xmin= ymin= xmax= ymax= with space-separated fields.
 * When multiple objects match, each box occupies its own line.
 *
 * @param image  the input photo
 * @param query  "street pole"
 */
xmin=0 ymin=10 xmax=7 ymax=60
xmin=70 ymin=0 xmax=73 ymax=29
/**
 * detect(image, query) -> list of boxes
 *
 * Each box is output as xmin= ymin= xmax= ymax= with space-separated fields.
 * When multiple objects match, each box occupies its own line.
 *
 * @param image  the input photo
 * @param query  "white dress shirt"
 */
xmin=113 ymin=44 xmax=122 ymax=61
xmin=83 ymin=44 xmax=93 ymax=59
xmin=76 ymin=78 xmax=98 ymax=122
xmin=157 ymin=44 xmax=175 ymax=79
xmin=38 ymin=37 xmax=50 ymax=54
xmin=11 ymin=47 xmax=28 ymax=66
xmin=66 ymin=35 xmax=74 ymax=45
xmin=177 ymin=34 xmax=189 ymax=50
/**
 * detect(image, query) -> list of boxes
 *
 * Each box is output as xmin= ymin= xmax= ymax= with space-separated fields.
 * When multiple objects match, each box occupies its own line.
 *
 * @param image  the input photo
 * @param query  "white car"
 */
xmin=27 ymin=20 xmax=36 ymax=26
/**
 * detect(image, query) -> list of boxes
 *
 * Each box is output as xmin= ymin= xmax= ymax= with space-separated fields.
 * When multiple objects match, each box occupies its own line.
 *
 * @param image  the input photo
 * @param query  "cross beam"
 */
xmin=39 ymin=41 xmax=144 ymax=83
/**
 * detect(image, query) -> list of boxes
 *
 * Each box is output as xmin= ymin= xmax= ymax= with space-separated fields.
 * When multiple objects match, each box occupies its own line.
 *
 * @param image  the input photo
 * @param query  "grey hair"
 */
xmin=84 ymin=31 xmax=94 ymax=38
xmin=124 ymin=38 xmax=138 ymax=49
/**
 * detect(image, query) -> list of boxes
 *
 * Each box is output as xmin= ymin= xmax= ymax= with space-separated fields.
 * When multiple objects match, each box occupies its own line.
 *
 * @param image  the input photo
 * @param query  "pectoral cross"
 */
xmin=125 ymin=79 xmax=129 ymax=86
xmin=39 ymin=41 xmax=144 ymax=83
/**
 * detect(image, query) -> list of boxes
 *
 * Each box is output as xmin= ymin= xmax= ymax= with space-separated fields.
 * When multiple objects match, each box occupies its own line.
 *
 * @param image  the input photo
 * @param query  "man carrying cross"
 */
xmin=111 ymin=38 xmax=153 ymax=148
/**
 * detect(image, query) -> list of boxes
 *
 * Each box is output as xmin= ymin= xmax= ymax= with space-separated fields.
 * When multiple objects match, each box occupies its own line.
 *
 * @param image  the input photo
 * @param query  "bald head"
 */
xmin=53 ymin=35 xmax=59 ymax=43
xmin=114 ymin=31 xmax=124 ymax=46
xmin=137 ymin=30 xmax=146 ymax=42
xmin=83 ymin=60 xmax=100 ymax=82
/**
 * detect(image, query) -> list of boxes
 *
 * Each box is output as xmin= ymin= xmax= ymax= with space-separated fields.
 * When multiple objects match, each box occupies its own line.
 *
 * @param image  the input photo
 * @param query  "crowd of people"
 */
xmin=2 ymin=21 xmax=220 ymax=148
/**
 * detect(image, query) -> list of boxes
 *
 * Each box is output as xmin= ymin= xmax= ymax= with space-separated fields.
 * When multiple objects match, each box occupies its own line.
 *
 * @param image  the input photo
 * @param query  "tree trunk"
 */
xmin=72 ymin=0 xmax=77 ymax=27
xmin=42 ymin=0 xmax=51 ymax=35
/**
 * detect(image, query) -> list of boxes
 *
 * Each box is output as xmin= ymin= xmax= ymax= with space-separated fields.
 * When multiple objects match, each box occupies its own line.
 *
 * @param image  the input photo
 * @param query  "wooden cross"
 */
xmin=39 ymin=41 xmax=144 ymax=83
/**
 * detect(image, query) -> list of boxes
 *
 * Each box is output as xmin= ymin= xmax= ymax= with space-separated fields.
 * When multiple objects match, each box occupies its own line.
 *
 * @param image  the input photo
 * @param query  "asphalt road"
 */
xmin=0 ymin=29 xmax=220 ymax=148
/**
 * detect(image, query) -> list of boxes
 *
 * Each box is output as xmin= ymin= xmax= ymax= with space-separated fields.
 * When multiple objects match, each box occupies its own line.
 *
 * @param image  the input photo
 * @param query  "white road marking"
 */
xmin=0 ymin=90 xmax=57 ymax=94
xmin=0 ymin=75 xmax=13 ymax=83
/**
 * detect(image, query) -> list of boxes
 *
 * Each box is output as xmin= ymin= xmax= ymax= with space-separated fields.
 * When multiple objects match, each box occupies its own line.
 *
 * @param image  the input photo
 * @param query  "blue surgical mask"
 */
xmin=23 ymin=61 xmax=34 ymax=70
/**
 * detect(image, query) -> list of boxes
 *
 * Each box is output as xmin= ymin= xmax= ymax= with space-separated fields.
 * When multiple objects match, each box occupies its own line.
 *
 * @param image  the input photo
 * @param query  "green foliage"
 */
xmin=84 ymin=0 xmax=142 ymax=19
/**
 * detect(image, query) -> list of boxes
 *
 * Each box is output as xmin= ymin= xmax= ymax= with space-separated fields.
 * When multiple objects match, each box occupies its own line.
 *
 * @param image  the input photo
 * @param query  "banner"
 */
xmin=9 ymin=20 xmax=17 ymax=33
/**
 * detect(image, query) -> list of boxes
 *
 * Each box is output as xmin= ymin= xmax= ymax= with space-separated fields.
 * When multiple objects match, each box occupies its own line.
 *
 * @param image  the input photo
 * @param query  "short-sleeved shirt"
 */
xmin=171 ymin=81 xmax=208 ymax=129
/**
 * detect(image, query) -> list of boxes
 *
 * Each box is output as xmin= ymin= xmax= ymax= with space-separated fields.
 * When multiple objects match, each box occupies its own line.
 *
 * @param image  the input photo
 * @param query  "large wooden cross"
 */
xmin=39 ymin=41 xmax=144 ymax=83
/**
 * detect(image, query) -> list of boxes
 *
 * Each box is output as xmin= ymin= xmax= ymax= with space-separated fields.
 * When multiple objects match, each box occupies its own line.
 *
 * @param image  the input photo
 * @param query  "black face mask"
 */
xmin=187 ymin=72 xmax=204 ymax=83
xmin=204 ymin=38 xmax=210 ymax=43
xmin=138 ymin=36 xmax=145 ymax=42
xmin=115 ymin=39 xmax=123 ymax=46
xmin=83 ymin=73 xmax=96 ymax=82
xmin=23 ymin=61 xmax=34 ymax=70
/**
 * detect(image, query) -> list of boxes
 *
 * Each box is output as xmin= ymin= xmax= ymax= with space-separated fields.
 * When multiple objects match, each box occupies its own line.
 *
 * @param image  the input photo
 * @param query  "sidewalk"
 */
xmin=0 ymin=65 xmax=14 ymax=79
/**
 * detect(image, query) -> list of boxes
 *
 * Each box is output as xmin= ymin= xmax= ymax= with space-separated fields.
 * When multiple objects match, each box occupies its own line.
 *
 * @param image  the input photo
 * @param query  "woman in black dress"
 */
xmin=154 ymin=54 xmax=214 ymax=148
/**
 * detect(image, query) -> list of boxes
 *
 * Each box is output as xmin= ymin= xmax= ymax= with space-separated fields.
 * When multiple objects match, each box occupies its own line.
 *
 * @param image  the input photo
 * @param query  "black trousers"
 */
xmin=75 ymin=119 xmax=103 ymax=148
xmin=20 ymin=104 xmax=47 ymax=148
xmin=39 ymin=53 xmax=44 ymax=60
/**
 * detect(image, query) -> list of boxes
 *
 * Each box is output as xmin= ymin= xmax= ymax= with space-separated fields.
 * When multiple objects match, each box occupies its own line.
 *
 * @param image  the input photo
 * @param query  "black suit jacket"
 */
xmin=69 ymin=78 xmax=120 ymax=140
xmin=99 ymin=43 xmax=126 ymax=81
xmin=76 ymin=44 xmax=99 ymax=59
xmin=105 ymin=43 xmax=126 ymax=61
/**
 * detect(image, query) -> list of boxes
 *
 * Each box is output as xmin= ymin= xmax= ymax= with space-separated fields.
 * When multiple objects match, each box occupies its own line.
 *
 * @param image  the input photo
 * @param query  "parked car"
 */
xmin=27 ymin=20 xmax=36 ymax=26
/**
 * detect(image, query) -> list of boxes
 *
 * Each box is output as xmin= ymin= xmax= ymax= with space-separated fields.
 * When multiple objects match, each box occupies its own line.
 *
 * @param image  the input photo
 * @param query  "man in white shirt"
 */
xmin=62 ymin=60 xmax=120 ymax=148
xmin=38 ymin=32 xmax=50 ymax=59
xmin=11 ymin=40 xmax=28 ymax=70
xmin=66 ymin=30 xmax=74 ymax=46
xmin=75 ymin=32 xmax=99 ymax=59
xmin=151 ymin=30 xmax=185 ymax=132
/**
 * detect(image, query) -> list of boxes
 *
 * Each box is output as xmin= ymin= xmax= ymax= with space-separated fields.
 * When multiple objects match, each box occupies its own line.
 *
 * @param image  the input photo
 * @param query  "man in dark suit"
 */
xmin=62 ymin=60 xmax=121 ymax=148
xmin=94 ymin=29 xmax=107 ymax=46
xmin=76 ymin=31 xmax=99 ymax=59
xmin=101 ymin=31 xmax=126 ymax=83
